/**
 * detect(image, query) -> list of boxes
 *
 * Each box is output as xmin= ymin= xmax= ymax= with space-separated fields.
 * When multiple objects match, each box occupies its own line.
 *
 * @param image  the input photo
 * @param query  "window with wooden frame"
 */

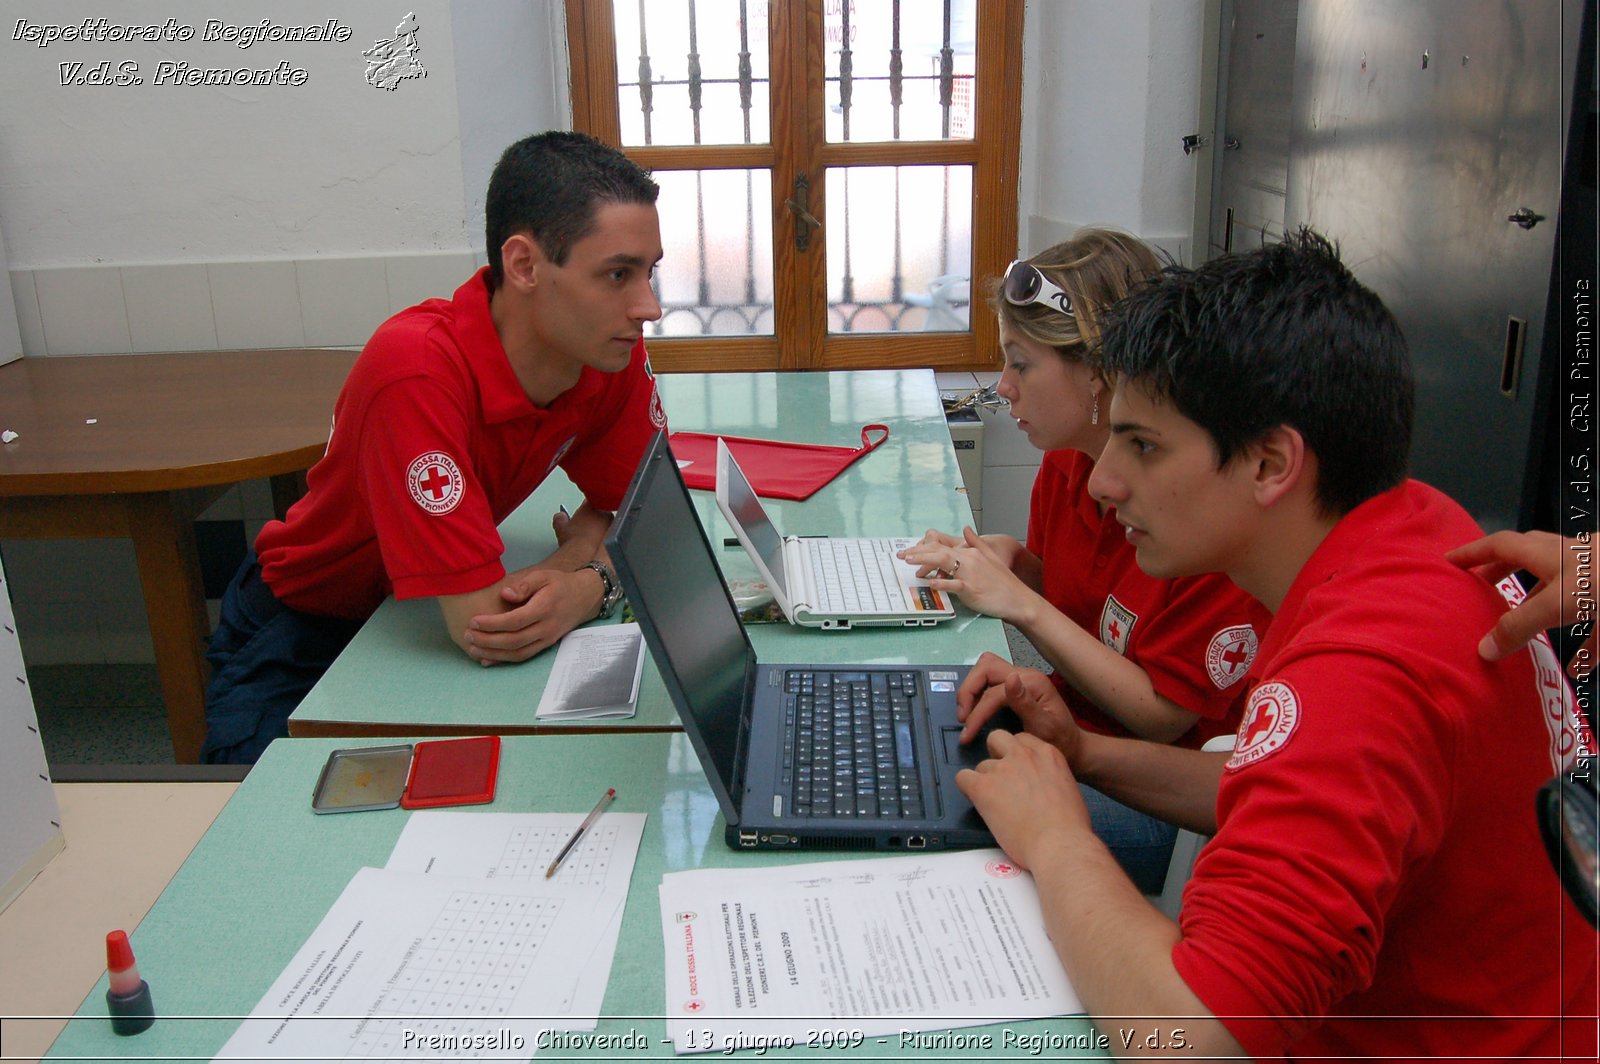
xmin=567 ymin=0 xmax=1023 ymax=372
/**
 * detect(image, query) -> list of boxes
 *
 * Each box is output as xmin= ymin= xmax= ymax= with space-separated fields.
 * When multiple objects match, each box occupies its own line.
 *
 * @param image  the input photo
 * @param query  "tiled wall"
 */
xmin=10 ymin=251 xmax=483 ymax=358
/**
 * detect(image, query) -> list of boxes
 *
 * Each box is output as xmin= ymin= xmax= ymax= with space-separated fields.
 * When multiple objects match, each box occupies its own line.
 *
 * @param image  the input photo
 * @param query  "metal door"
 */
xmin=1285 ymin=0 xmax=1579 ymax=530
xmin=1208 ymin=0 xmax=1581 ymax=530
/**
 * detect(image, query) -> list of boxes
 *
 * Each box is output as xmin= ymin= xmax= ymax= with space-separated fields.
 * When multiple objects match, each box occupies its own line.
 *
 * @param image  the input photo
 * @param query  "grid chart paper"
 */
xmin=347 ymin=888 xmax=562 ymax=1059
xmin=494 ymin=823 xmax=623 ymax=887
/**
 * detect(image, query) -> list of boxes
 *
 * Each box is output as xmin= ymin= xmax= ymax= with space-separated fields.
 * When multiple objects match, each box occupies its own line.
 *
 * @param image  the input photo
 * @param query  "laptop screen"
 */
xmin=719 ymin=442 xmax=789 ymax=600
xmin=607 ymin=433 xmax=752 ymax=805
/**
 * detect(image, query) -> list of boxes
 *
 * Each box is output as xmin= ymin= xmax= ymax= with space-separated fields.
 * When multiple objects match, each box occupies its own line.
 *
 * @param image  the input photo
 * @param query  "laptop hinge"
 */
xmin=783 ymin=536 xmax=819 ymax=616
xmin=725 ymin=657 xmax=764 ymax=824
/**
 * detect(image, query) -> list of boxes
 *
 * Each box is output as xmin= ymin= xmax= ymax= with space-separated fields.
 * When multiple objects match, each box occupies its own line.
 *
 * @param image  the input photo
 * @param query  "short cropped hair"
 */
xmin=989 ymin=227 xmax=1163 ymax=365
xmin=1097 ymin=229 xmax=1414 ymax=517
xmin=484 ymin=131 xmax=659 ymax=285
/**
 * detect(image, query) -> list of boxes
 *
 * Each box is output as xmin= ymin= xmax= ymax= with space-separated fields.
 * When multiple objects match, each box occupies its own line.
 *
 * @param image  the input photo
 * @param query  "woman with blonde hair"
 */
xmin=901 ymin=228 xmax=1270 ymax=891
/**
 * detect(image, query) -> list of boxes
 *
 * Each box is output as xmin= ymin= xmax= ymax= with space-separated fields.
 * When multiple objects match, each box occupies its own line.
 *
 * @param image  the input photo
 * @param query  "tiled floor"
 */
xmin=27 ymin=664 xmax=175 ymax=766
xmin=1004 ymin=622 xmax=1048 ymax=672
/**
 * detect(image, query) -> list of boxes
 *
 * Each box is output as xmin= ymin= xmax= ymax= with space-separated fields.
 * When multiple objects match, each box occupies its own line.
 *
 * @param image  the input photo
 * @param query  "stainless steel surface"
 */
xmin=1208 ymin=1 xmax=1579 ymax=529
xmin=1208 ymin=0 xmax=1300 ymax=255
xmin=1285 ymin=0 xmax=1578 ymax=530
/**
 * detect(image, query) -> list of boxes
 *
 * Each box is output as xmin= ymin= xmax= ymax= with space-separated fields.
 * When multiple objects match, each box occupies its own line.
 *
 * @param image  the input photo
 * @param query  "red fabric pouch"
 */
xmin=668 ymin=425 xmax=890 ymax=500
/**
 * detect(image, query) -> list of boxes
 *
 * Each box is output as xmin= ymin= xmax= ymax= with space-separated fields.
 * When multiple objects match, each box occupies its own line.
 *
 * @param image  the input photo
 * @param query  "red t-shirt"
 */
xmin=1027 ymin=449 xmax=1269 ymax=746
xmin=1171 ymin=481 xmax=1598 ymax=1060
xmin=256 ymin=268 xmax=665 ymax=619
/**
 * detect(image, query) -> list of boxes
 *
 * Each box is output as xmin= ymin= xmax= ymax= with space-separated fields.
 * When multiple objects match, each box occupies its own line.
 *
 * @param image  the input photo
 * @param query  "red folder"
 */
xmin=668 ymin=425 xmax=890 ymax=500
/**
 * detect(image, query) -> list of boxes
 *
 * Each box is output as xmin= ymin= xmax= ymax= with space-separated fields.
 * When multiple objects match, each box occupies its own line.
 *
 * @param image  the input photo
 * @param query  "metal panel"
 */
xmin=1208 ymin=0 xmax=1300 ymax=256
xmin=1285 ymin=0 xmax=1578 ymax=530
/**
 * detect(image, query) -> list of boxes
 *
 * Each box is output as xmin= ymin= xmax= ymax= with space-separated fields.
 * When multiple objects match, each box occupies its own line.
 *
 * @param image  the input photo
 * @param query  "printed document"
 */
xmin=215 ymin=811 xmax=645 ymax=1061
xmin=535 ymin=623 xmax=645 ymax=719
xmin=657 ymin=849 xmax=1080 ymax=1054
xmin=386 ymin=810 xmax=647 ymax=1022
xmin=213 ymin=867 xmax=590 ymax=1061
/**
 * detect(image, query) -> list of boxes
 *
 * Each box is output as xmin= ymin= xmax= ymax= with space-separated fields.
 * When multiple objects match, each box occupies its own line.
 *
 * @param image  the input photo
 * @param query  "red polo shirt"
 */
xmin=1172 ymin=480 xmax=1597 ymax=1060
xmin=1027 ymin=449 xmax=1269 ymax=745
xmin=256 ymin=268 xmax=663 ymax=619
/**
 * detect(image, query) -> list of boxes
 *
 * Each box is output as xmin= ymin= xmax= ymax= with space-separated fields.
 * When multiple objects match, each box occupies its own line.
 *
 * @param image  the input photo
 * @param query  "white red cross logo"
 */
xmin=1228 ymin=680 xmax=1301 ymax=771
xmin=1206 ymin=625 xmax=1259 ymax=689
xmin=406 ymin=451 xmax=464 ymax=515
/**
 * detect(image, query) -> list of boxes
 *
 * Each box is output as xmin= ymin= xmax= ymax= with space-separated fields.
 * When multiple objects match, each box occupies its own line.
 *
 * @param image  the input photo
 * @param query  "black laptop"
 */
xmin=605 ymin=431 xmax=996 ymax=852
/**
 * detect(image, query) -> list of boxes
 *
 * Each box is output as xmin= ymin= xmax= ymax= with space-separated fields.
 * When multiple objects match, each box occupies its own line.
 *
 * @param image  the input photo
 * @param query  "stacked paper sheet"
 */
xmin=215 ymin=811 xmax=645 ymax=1062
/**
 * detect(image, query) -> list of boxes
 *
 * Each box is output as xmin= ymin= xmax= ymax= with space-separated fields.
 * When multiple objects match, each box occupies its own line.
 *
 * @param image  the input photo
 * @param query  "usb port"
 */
xmin=739 ymin=830 xmax=759 ymax=847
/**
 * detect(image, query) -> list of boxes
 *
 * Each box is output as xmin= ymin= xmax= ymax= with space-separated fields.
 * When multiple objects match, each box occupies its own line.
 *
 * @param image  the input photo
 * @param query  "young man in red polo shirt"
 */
xmin=956 ymin=231 xmax=1597 ymax=1059
xmin=203 ymin=131 xmax=667 ymax=763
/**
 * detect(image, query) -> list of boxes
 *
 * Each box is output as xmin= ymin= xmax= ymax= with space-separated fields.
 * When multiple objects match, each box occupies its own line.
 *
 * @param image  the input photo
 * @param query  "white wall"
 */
xmin=0 ymin=0 xmax=1204 ymax=665
xmin=0 ymin=1 xmax=472 ymax=267
xmin=1019 ymin=0 xmax=1204 ymax=262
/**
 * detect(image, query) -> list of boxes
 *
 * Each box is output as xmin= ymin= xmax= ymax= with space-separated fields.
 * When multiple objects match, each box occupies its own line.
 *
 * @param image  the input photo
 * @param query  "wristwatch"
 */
xmin=581 ymin=561 xmax=623 ymax=619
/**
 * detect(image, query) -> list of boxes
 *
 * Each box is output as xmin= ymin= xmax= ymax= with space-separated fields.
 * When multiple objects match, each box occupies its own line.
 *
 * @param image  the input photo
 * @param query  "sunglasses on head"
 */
xmin=1003 ymin=260 xmax=1075 ymax=317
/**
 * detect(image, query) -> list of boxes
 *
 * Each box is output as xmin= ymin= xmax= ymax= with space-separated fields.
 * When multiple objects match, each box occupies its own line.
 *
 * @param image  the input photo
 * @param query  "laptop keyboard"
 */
xmin=781 ymin=670 xmax=925 ymax=819
xmin=805 ymin=538 xmax=904 ymax=613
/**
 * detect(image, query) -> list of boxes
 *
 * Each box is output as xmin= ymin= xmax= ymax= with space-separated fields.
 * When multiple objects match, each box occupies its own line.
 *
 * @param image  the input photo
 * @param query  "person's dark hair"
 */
xmin=1097 ymin=228 xmax=1414 ymax=517
xmin=484 ymin=131 xmax=658 ymax=285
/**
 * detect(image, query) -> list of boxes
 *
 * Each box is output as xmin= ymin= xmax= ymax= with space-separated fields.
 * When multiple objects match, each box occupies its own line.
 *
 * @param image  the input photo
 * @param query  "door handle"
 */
xmin=1507 ymin=207 xmax=1546 ymax=230
xmin=786 ymin=174 xmax=821 ymax=251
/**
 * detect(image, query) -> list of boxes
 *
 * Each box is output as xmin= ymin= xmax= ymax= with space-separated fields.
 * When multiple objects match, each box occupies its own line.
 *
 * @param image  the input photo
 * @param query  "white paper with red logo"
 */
xmin=657 ymin=849 xmax=1080 ymax=1054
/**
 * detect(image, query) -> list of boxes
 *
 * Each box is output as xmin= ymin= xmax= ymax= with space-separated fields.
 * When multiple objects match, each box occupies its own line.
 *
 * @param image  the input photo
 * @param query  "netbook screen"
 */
xmin=723 ymin=447 xmax=789 ymax=600
xmin=611 ymin=440 xmax=750 ymax=791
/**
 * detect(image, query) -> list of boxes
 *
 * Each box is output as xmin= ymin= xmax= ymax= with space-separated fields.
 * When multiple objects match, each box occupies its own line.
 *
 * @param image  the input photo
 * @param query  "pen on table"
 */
xmin=546 ymin=787 xmax=616 ymax=878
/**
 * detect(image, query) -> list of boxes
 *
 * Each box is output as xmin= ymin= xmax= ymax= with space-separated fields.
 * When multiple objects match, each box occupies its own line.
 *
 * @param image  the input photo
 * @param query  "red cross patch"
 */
xmin=1227 ymin=680 xmax=1302 ymax=771
xmin=406 ymin=451 xmax=464 ymax=515
xmin=649 ymin=386 xmax=667 ymax=429
xmin=1205 ymin=624 xmax=1259 ymax=689
xmin=683 ymin=999 xmax=705 ymax=1013
xmin=1099 ymin=595 xmax=1137 ymax=656
xmin=985 ymin=859 xmax=1021 ymax=879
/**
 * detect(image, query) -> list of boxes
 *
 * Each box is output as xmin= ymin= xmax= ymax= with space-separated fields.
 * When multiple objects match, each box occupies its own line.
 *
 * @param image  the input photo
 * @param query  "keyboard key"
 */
xmin=787 ymin=668 xmax=930 ymax=821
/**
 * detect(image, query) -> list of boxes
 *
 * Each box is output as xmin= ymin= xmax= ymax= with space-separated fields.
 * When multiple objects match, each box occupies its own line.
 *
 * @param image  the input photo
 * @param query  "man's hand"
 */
xmin=957 ymin=651 xmax=1082 ymax=757
xmin=1447 ymin=529 xmax=1596 ymax=679
xmin=552 ymin=503 xmax=608 ymax=550
xmin=956 ymin=729 xmax=1091 ymax=871
xmin=459 ymin=566 xmax=604 ymax=665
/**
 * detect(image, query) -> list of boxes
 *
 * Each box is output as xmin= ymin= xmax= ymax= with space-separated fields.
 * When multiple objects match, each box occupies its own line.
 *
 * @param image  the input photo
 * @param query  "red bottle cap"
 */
xmin=106 ymin=930 xmax=136 ymax=973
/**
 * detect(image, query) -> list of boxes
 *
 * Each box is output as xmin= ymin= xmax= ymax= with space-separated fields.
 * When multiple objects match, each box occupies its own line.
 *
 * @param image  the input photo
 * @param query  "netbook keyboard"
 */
xmin=781 ymin=670 xmax=925 ymax=819
xmin=804 ymin=538 xmax=906 ymax=613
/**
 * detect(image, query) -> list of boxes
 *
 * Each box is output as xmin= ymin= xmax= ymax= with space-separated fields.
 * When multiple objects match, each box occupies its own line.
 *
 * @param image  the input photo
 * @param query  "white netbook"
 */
xmin=714 ymin=437 xmax=956 ymax=629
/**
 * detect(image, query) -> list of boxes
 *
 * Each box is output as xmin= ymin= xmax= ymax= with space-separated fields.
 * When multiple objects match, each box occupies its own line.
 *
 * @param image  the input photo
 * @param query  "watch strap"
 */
xmin=580 ymin=561 xmax=622 ymax=619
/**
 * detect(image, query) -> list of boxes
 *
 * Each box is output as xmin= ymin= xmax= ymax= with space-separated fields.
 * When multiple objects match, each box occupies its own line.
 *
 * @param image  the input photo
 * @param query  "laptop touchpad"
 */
xmin=939 ymin=708 xmax=1025 ymax=766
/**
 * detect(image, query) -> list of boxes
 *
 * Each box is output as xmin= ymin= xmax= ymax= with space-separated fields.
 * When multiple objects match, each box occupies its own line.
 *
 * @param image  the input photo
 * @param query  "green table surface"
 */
xmin=47 ymin=735 xmax=1103 ymax=1061
xmin=289 ymin=370 xmax=1008 ymax=739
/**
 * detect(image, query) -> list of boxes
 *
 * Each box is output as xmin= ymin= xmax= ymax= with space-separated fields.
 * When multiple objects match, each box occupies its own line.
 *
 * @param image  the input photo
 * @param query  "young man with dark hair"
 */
xmin=203 ymin=131 xmax=667 ymax=764
xmin=956 ymin=230 xmax=1596 ymax=1059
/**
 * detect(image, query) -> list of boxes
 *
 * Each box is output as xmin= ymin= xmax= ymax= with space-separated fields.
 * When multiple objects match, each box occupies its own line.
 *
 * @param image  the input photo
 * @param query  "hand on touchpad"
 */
xmin=940 ymin=707 xmax=1024 ymax=765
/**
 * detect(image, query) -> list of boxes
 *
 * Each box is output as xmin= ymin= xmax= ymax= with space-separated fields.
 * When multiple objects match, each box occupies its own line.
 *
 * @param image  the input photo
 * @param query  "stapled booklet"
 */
xmin=535 ymin=622 xmax=646 ymax=720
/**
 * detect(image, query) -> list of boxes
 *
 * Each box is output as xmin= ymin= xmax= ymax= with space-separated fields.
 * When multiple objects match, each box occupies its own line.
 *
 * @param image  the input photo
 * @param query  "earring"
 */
xmin=1091 ymin=393 xmax=1100 ymax=425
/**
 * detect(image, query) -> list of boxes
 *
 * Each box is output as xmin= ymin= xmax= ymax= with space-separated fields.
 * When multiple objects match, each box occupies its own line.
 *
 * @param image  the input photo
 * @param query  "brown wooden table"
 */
xmin=0 ymin=350 xmax=357 ymax=763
